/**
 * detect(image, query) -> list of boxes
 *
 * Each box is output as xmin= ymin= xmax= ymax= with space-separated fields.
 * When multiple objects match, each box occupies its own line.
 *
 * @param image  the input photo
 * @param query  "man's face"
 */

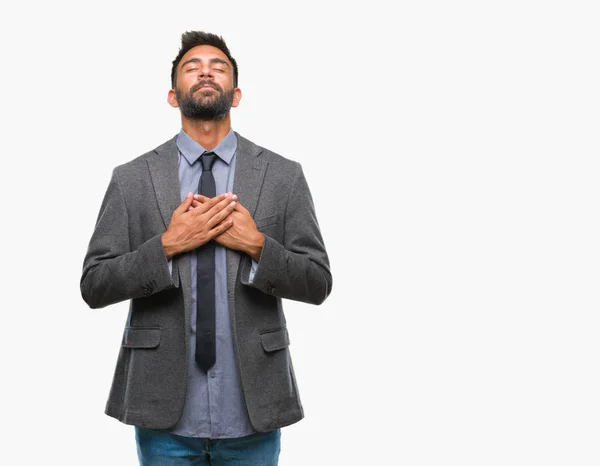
xmin=171 ymin=45 xmax=239 ymax=120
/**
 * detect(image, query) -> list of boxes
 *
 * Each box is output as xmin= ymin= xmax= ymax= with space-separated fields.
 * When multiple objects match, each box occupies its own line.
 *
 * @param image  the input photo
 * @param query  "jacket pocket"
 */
xmin=122 ymin=327 xmax=161 ymax=348
xmin=259 ymin=327 xmax=290 ymax=352
xmin=255 ymin=213 xmax=279 ymax=229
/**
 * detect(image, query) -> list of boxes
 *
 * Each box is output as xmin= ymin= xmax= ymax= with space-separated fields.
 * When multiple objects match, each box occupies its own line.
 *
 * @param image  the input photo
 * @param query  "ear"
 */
xmin=167 ymin=89 xmax=179 ymax=108
xmin=231 ymin=88 xmax=242 ymax=108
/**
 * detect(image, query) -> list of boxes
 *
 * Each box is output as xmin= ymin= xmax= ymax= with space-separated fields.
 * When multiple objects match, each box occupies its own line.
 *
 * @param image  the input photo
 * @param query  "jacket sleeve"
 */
xmin=80 ymin=168 xmax=177 ymax=309
xmin=241 ymin=162 xmax=332 ymax=305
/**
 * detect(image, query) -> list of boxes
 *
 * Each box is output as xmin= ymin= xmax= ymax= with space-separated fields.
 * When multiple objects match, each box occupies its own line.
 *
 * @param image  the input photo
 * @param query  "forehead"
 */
xmin=179 ymin=45 xmax=231 ymax=67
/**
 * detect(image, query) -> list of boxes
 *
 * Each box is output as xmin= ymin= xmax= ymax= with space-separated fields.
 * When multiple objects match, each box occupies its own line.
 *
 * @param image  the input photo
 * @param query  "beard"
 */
xmin=176 ymin=80 xmax=235 ymax=121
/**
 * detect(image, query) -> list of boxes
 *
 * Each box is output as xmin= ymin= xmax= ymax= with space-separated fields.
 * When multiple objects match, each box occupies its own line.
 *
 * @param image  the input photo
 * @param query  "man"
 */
xmin=80 ymin=31 xmax=332 ymax=465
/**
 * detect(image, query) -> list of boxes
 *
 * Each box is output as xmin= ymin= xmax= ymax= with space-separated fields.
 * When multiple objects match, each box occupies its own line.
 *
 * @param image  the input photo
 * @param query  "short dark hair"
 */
xmin=171 ymin=31 xmax=238 ymax=88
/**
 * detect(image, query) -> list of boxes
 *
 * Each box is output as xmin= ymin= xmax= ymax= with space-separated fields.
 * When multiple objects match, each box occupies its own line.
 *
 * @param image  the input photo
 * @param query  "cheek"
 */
xmin=182 ymin=79 xmax=196 ymax=91
xmin=179 ymin=73 xmax=197 ymax=88
xmin=217 ymin=75 xmax=233 ymax=87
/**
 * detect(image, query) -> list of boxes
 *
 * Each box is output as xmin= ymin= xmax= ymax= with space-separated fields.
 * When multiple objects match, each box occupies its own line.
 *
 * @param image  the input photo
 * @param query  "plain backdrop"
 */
xmin=1 ymin=1 xmax=599 ymax=465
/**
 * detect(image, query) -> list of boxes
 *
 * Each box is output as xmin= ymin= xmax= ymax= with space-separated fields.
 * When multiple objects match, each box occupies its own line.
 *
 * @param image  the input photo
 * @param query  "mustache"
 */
xmin=191 ymin=80 xmax=223 ymax=94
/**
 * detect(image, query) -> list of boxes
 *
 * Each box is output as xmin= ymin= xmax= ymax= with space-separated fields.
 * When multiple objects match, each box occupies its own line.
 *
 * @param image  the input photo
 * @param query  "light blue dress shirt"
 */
xmin=168 ymin=128 xmax=256 ymax=438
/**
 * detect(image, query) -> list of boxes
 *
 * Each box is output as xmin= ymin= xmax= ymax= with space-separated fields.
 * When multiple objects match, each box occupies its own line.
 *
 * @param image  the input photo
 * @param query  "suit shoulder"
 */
xmin=113 ymin=136 xmax=178 ymax=175
xmin=236 ymin=133 xmax=301 ymax=170
xmin=261 ymin=147 xmax=300 ymax=170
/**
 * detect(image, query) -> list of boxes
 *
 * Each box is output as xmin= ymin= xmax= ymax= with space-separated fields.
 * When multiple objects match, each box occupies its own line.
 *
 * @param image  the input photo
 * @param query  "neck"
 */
xmin=181 ymin=114 xmax=232 ymax=150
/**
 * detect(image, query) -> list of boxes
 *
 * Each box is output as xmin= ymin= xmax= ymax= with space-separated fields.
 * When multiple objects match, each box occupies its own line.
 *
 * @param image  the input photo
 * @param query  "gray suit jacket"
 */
xmin=80 ymin=133 xmax=332 ymax=432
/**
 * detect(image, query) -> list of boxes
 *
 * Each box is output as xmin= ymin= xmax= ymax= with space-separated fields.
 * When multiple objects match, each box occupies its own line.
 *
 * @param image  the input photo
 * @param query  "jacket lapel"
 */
xmin=233 ymin=132 xmax=266 ymax=217
xmin=227 ymin=133 xmax=267 ymax=292
xmin=147 ymin=136 xmax=192 ymax=335
xmin=147 ymin=136 xmax=181 ymax=229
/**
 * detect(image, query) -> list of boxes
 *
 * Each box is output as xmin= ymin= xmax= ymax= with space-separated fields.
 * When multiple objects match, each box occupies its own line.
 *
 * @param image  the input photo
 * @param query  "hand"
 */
xmin=161 ymin=192 xmax=237 ymax=259
xmin=192 ymin=195 xmax=265 ymax=261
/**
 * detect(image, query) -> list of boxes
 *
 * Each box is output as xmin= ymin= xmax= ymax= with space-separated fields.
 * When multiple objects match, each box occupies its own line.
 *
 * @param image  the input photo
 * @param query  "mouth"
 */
xmin=195 ymin=84 xmax=217 ymax=92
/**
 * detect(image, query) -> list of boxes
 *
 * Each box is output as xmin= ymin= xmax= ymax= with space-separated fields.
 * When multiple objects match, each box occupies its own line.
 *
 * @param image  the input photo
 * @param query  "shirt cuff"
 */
xmin=249 ymin=259 xmax=259 ymax=283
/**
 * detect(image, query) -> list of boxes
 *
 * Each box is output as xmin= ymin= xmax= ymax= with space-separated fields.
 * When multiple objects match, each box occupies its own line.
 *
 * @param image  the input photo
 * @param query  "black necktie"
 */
xmin=195 ymin=151 xmax=217 ymax=372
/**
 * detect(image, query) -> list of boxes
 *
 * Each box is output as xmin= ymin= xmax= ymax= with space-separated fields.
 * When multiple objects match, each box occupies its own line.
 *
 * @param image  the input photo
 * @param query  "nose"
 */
xmin=198 ymin=65 xmax=214 ymax=78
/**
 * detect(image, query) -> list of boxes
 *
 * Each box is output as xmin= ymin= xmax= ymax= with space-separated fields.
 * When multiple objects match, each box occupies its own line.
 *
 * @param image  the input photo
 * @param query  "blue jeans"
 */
xmin=135 ymin=427 xmax=281 ymax=465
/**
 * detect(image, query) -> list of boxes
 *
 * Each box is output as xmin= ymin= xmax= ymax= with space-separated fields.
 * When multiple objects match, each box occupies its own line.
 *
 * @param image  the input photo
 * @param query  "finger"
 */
xmin=175 ymin=192 xmax=194 ymax=216
xmin=193 ymin=194 xmax=211 ymax=203
xmin=210 ymin=217 xmax=234 ymax=237
xmin=231 ymin=197 xmax=247 ymax=213
xmin=192 ymin=192 xmax=231 ymax=216
xmin=195 ymin=192 xmax=234 ymax=204
xmin=207 ymin=199 xmax=238 ymax=228
xmin=233 ymin=202 xmax=246 ymax=213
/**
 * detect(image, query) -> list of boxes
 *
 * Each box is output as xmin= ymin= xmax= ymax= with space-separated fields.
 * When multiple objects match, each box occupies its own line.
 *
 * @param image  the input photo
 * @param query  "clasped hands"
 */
xmin=161 ymin=192 xmax=264 ymax=261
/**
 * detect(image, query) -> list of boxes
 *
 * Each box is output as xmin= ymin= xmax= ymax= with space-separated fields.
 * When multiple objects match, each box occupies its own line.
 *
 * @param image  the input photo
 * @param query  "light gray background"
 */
xmin=1 ymin=0 xmax=599 ymax=464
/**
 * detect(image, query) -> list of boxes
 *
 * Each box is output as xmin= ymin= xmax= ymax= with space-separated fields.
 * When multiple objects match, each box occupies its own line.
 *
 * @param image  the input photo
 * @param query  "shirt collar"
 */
xmin=176 ymin=127 xmax=237 ymax=166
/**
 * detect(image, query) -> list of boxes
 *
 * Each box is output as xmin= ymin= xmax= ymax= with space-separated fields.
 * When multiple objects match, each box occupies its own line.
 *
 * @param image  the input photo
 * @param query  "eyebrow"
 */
xmin=180 ymin=57 xmax=231 ymax=69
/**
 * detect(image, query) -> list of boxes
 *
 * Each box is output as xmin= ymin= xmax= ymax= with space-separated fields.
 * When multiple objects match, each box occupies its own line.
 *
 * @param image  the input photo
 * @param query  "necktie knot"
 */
xmin=201 ymin=151 xmax=217 ymax=171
